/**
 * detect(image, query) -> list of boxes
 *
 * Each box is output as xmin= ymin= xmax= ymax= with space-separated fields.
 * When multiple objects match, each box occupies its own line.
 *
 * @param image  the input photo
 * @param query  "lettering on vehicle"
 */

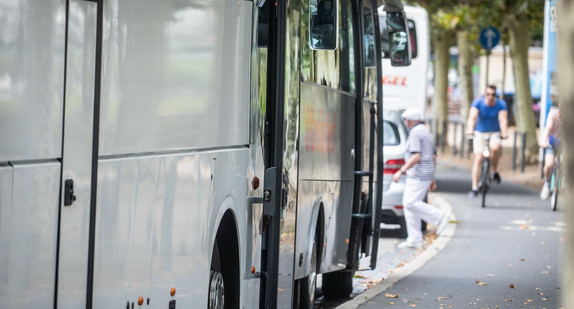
xmin=382 ymin=75 xmax=407 ymax=86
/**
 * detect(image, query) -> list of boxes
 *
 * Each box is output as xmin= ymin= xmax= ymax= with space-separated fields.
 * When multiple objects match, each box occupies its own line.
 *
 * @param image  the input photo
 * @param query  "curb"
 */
xmin=335 ymin=193 xmax=457 ymax=309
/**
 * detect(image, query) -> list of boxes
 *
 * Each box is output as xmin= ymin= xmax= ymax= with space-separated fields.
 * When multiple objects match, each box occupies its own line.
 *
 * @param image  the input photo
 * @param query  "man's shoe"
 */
xmin=493 ymin=172 xmax=501 ymax=184
xmin=468 ymin=189 xmax=479 ymax=197
xmin=540 ymin=182 xmax=551 ymax=200
xmin=397 ymin=240 xmax=423 ymax=249
xmin=436 ymin=212 xmax=451 ymax=236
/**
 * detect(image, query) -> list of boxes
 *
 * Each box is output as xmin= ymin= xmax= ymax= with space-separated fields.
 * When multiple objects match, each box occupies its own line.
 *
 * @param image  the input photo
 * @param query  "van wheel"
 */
xmin=209 ymin=242 xmax=225 ymax=309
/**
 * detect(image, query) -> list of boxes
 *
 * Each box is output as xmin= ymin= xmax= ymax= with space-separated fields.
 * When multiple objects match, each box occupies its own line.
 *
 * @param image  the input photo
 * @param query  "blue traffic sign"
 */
xmin=479 ymin=26 xmax=500 ymax=50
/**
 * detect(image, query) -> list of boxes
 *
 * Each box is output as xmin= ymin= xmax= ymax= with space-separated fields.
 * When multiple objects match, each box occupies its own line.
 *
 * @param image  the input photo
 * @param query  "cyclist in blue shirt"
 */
xmin=465 ymin=85 xmax=509 ymax=197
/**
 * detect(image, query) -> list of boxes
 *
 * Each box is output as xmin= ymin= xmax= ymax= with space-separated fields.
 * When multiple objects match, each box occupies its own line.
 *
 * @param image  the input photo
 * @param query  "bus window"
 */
xmin=257 ymin=0 xmax=268 ymax=47
xmin=309 ymin=0 xmax=337 ymax=50
xmin=339 ymin=0 xmax=355 ymax=93
xmin=379 ymin=17 xmax=417 ymax=59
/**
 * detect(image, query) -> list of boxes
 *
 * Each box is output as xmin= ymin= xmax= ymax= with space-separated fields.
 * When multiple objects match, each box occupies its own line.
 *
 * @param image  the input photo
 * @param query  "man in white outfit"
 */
xmin=392 ymin=108 xmax=450 ymax=248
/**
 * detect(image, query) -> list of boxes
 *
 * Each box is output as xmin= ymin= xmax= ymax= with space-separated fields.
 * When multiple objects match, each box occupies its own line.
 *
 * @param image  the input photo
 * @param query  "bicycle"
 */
xmin=549 ymin=148 xmax=562 ymax=211
xmin=471 ymin=133 xmax=500 ymax=208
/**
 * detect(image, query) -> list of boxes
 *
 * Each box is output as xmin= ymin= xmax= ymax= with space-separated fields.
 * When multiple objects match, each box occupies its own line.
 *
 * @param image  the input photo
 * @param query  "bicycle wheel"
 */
xmin=480 ymin=158 xmax=490 ymax=208
xmin=551 ymin=165 xmax=560 ymax=211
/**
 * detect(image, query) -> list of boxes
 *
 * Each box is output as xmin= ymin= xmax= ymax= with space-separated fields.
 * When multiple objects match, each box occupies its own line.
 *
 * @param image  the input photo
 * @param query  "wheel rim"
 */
xmin=209 ymin=270 xmax=225 ymax=309
xmin=307 ymin=243 xmax=317 ymax=307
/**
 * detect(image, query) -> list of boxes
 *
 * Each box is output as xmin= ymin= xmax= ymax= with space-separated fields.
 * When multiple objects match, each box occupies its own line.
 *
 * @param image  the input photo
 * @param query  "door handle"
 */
xmin=64 ymin=179 xmax=77 ymax=206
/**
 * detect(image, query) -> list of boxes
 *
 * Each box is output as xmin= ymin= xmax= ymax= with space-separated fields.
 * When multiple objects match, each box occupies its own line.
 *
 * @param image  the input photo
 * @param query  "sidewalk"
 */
xmin=334 ymin=194 xmax=457 ymax=309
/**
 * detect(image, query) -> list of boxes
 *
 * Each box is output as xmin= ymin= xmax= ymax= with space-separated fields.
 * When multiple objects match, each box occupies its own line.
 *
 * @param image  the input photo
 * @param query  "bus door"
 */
xmin=348 ymin=0 xmax=411 ymax=271
xmin=57 ymin=1 xmax=101 ymax=307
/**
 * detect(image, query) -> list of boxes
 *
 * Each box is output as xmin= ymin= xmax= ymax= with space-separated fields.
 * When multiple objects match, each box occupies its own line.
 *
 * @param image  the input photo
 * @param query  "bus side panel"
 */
xmin=299 ymin=84 xmax=355 ymax=182
xmin=0 ymin=0 xmax=66 ymax=162
xmin=93 ymin=158 xmax=155 ymax=308
xmin=0 ymin=166 xmax=11 ymax=304
xmin=93 ymin=149 xmax=252 ymax=307
xmin=295 ymin=180 xmax=353 ymax=279
xmin=296 ymin=84 xmax=355 ymax=280
xmin=99 ymin=0 xmax=251 ymax=156
xmin=0 ymin=163 xmax=60 ymax=308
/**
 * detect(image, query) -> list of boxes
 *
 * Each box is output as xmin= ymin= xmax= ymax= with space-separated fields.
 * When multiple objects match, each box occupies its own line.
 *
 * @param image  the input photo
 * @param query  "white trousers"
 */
xmin=402 ymin=177 xmax=444 ymax=243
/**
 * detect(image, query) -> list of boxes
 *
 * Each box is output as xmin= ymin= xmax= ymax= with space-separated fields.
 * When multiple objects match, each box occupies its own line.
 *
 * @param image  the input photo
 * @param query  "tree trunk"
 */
xmin=506 ymin=15 xmax=538 ymax=159
xmin=457 ymin=31 xmax=474 ymax=123
xmin=432 ymin=31 xmax=453 ymax=143
xmin=558 ymin=0 xmax=574 ymax=307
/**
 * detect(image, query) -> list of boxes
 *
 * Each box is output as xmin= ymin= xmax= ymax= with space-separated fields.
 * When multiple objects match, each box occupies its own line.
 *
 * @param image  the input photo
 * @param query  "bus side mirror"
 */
xmin=386 ymin=11 xmax=411 ymax=66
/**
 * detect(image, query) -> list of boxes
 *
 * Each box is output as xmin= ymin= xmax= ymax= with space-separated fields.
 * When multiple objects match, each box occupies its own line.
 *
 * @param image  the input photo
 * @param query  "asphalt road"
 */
xmin=354 ymin=163 xmax=564 ymax=308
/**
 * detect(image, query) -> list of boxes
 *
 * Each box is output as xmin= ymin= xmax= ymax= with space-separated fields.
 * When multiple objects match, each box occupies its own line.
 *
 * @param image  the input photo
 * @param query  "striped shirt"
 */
xmin=405 ymin=123 xmax=435 ymax=181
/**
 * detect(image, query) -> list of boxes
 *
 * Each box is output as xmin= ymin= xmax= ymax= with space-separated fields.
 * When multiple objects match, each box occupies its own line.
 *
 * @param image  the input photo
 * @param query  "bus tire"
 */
xmin=210 ymin=212 xmax=240 ymax=309
xmin=209 ymin=241 xmax=225 ymax=309
xmin=321 ymin=270 xmax=353 ymax=299
xmin=299 ymin=235 xmax=318 ymax=308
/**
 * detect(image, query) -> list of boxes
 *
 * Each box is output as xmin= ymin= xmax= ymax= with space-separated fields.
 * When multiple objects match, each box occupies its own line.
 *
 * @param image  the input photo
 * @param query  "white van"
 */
xmin=379 ymin=5 xmax=430 ymax=115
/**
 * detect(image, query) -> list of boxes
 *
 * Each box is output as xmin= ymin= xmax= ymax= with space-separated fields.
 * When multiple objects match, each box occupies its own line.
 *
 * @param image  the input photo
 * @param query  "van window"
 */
xmin=379 ymin=17 xmax=417 ymax=59
xmin=310 ymin=0 xmax=337 ymax=50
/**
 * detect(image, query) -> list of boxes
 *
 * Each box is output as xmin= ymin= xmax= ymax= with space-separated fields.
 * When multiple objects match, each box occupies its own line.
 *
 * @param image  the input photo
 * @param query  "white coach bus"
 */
xmin=378 ymin=5 xmax=429 ymax=115
xmin=0 ymin=0 xmax=410 ymax=308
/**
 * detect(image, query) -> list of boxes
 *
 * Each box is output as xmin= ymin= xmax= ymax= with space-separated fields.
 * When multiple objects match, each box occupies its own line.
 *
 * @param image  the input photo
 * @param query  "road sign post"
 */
xmin=479 ymin=26 xmax=501 ymax=87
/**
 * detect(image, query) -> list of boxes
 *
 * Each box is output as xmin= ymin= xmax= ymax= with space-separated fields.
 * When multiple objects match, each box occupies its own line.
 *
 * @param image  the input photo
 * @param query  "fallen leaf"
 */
xmin=520 ymin=258 xmax=526 ymax=262
xmin=436 ymin=296 xmax=449 ymax=301
xmin=538 ymin=292 xmax=544 ymax=296
xmin=508 ymin=284 xmax=516 ymax=289
xmin=476 ymin=280 xmax=488 ymax=286
xmin=385 ymin=293 xmax=399 ymax=298
xmin=504 ymin=298 xmax=515 ymax=302
xmin=520 ymin=224 xmax=529 ymax=229
xmin=389 ymin=302 xmax=395 ymax=305
xmin=543 ymin=297 xmax=549 ymax=301
xmin=409 ymin=305 xmax=416 ymax=307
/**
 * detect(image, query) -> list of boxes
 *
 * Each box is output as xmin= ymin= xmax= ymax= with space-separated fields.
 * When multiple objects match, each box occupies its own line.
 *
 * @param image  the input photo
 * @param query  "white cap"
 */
xmin=401 ymin=108 xmax=423 ymax=121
